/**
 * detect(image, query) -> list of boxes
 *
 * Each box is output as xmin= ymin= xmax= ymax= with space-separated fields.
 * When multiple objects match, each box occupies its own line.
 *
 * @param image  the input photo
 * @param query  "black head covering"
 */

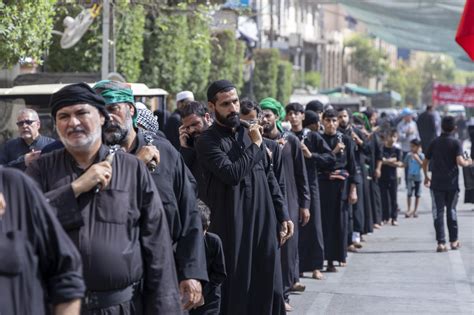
xmin=50 ymin=82 xmax=109 ymax=120
xmin=303 ymin=110 xmax=320 ymax=128
xmin=207 ymin=80 xmax=235 ymax=101
xmin=306 ymin=100 xmax=324 ymax=113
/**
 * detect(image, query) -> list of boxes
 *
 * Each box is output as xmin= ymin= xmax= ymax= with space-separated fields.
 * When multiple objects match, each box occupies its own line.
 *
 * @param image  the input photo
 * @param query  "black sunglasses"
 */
xmin=16 ymin=120 xmax=36 ymax=127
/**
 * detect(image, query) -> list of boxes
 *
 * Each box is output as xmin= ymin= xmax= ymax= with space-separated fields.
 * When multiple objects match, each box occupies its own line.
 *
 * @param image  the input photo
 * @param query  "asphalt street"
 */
xmin=290 ymin=175 xmax=474 ymax=314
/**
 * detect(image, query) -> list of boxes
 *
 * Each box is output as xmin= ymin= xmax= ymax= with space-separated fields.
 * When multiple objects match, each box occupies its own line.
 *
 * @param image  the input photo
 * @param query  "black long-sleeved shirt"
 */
xmin=0 ymin=135 xmax=55 ymax=170
xmin=26 ymin=145 xmax=182 ymax=314
xmin=130 ymin=130 xmax=208 ymax=283
xmin=0 ymin=167 xmax=85 ymax=314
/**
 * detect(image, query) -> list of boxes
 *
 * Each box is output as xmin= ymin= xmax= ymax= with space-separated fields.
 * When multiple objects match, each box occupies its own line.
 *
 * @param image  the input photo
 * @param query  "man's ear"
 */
xmin=100 ymin=114 xmax=106 ymax=126
xmin=207 ymin=102 xmax=215 ymax=113
xmin=302 ymin=113 xmax=305 ymax=120
xmin=204 ymin=112 xmax=211 ymax=124
xmin=128 ymin=103 xmax=135 ymax=117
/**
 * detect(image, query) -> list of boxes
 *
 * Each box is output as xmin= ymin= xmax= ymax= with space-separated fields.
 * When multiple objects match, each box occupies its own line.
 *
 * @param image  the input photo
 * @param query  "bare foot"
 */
xmin=312 ymin=270 xmax=324 ymax=280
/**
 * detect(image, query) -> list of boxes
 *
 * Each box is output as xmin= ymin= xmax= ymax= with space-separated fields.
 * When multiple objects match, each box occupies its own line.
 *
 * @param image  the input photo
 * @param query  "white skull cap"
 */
xmin=176 ymin=91 xmax=194 ymax=102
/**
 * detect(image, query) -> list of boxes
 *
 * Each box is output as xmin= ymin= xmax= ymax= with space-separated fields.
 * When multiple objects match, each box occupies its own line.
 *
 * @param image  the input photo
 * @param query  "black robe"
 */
xmin=266 ymin=132 xmax=310 ymax=300
xmin=367 ymin=133 xmax=383 ymax=226
xmin=26 ymin=145 xmax=182 ymax=314
xmin=190 ymin=232 xmax=227 ymax=315
xmin=164 ymin=110 xmax=182 ymax=150
xmin=196 ymin=123 xmax=288 ymax=315
xmin=0 ymin=167 xmax=85 ymax=315
xmin=320 ymin=132 xmax=358 ymax=263
xmin=294 ymin=130 xmax=336 ymax=271
xmin=129 ymin=130 xmax=208 ymax=283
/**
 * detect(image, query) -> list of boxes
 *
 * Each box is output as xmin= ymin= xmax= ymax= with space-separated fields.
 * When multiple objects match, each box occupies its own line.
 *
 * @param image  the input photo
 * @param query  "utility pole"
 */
xmin=270 ymin=0 xmax=274 ymax=48
xmin=101 ymin=0 xmax=110 ymax=80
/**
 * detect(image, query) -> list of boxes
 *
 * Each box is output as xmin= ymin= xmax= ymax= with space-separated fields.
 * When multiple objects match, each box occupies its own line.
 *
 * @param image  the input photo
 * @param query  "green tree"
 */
xmin=420 ymin=55 xmax=456 ymax=105
xmin=208 ymin=30 xmax=237 ymax=85
xmin=0 ymin=0 xmax=57 ymax=68
xmin=384 ymin=62 xmax=422 ymax=106
xmin=141 ymin=10 xmax=188 ymax=94
xmin=253 ymin=48 xmax=280 ymax=101
xmin=115 ymin=2 xmax=145 ymax=82
xmin=44 ymin=4 xmax=102 ymax=73
xmin=304 ymin=71 xmax=321 ymax=88
xmin=345 ymin=35 xmax=388 ymax=80
xmin=276 ymin=61 xmax=293 ymax=104
xmin=233 ymin=40 xmax=245 ymax=91
xmin=183 ymin=8 xmax=212 ymax=100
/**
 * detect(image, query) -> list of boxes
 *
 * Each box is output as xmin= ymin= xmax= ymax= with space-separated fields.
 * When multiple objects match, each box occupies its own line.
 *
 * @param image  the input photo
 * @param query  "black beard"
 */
xmin=263 ymin=123 xmax=274 ymax=134
xmin=103 ymin=121 xmax=129 ymax=146
xmin=215 ymin=111 xmax=240 ymax=128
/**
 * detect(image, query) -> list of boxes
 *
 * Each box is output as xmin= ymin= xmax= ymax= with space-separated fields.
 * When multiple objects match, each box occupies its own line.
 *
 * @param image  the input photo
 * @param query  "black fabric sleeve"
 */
xmin=263 ymin=142 xmax=290 ymax=223
xmin=290 ymin=136 xmax=310 ymax=209
xmin=138 ymin=164 xmax=183 ymax=314
xmin=195 ymin=134 xmax=265 ymax=186
xmin=173 ymin=154 xmax=208 ymax=282
xmin=345 ymin=137 xmax=360 ymax=185
xmin=308 ymin=132 xmax=336 ymax=170
xmin=180 ymin=146 xmax=196 ymax=171
xmin=25 ymin=175 xmax=86 ymax=304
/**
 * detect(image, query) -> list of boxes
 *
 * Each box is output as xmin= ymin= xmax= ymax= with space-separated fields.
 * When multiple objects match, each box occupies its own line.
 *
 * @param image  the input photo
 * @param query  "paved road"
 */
xmin=290 ymin=179 xmax=474 ymax=314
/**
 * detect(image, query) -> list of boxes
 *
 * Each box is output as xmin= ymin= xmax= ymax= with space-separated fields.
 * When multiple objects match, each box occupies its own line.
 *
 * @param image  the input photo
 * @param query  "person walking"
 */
xmin=397 ymin=108 xmax=419 ymax=186
xmin=423 ymin=116 xmax=472 ymax=252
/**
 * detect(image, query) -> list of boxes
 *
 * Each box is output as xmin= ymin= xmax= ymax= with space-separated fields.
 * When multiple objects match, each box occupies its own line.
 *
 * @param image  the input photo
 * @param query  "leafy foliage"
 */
xmin=208 ymin=30 xmax=237 ymax=85
xmin=420 ymin=55 xmax=456 ymax=105
xmin=115 ymin=2 xmax=145 ymax=82
xmin=0 ymin=0 xmax=57 ymax=68
xmin=141 ymin=10 xmax=188 ymax=94
xmin=345 ymin=35 xmax=388 ymax=79
xmin=276 ymin=61 xmax=293 ymax=105
xmin=44 ymin=4 xmax=102 ymax=73
xmin=304 ymin=71 xmax=321 ymax=88
xmin=183 ymin=7 xmax=212 ymax=100
xmin=252 ymin=48 xmax=280 ymax=102
xmin=233 ymin=40 xmax=245 ymax=91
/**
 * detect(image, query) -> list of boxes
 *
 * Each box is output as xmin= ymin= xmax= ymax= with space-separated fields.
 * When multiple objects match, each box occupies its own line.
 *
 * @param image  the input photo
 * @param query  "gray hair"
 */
xmin=17 ymin=108 xmax=39 ymax=120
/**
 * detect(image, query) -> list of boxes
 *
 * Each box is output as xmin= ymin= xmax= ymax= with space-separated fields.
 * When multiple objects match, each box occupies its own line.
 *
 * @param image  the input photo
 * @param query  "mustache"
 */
xmin=66 ymin=127 xmax=86 ymax=135
xmin=227 ymin=112 xmax=239 ymax=119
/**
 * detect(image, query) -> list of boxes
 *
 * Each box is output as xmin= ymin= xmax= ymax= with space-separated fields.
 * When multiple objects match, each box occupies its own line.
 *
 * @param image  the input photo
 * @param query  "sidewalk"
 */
xmin=290 ymin=183 xmax=474 ymax=314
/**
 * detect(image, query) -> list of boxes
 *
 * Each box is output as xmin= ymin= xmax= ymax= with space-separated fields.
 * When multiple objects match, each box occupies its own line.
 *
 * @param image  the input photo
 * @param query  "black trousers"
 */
xmin=379 ymin=179 xmax=398 ymax=221
xmin=432 ymin=189 xmax=459 ymax=244
xmin=370 ymin=179 xmax=382 ymax=225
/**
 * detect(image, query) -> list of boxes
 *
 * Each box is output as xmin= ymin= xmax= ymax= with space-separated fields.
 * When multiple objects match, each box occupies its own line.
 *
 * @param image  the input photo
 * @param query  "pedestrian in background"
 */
xmin=397 ymin=108 xmax=419 ymax=187
xmin=0 ymin=108 xmax=54 ymax=170
xmin=423 ymin=116 xmax=472 ymax=252
xmin=404 ymin=139 xmax=424 ymax=218
xmin=379 ymin=129 xmax=404 ymax=226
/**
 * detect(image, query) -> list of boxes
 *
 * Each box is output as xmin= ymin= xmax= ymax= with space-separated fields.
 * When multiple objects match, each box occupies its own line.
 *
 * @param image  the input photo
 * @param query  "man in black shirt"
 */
xmin=423 ymin=116 xmax=472 ymax=252
xmin=0 ymin=108 xmax=54 ymax=170
xmin=0 ymin=167 xmax=85 ymax=315
xmin=379 ymin=129 xmax=404 ymax=225
xmin=178 ymin=101 xmax=212 ymax=201
xmin=93 ymin=81 xmax=207 ymax=311
xmin=196 ymin=80 xmax=291 ymax=315
xmin=27 ymin=83 xmax=181 ymax=314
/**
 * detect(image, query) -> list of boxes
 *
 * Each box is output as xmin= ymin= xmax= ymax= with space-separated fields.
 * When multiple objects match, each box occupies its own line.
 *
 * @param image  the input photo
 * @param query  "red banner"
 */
xmin=456 ymin=0 xmax=474 ymax=60
xmin=432 ymin=82 xmax=474 ymax=108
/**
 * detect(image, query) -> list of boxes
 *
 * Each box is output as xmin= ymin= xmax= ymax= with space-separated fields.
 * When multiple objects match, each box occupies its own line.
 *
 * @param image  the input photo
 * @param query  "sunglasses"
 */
xmin=16 ymin=120 xmax=36 ymax=127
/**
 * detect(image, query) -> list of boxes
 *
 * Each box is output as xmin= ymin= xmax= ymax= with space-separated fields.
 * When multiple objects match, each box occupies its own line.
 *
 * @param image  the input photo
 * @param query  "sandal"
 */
xmin=326 ymin=265 xmax=337 ymax=272
xmin=450 ymin=241 xmax=461 ymax=250
xmin=436 ymin=244 xmax=448 ymax=252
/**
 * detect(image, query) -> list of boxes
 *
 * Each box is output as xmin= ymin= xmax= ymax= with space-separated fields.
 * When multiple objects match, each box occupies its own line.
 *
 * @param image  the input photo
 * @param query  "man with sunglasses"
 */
xmin=0 ymin=109 xmax=54 ymax=171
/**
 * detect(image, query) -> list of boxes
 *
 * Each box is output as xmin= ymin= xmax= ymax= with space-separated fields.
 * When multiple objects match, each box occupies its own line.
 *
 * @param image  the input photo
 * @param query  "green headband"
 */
xmin=353 ymin=112 xmax=371 ymax=132
xmin=259 ymin=97 xmax=286 ymax=132
xmin=93 ymin=80 xmax=138 ymax=127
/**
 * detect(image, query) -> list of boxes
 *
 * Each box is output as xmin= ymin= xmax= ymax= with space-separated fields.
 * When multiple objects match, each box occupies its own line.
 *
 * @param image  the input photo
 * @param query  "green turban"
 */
xmin=353 ymin=112 xmax=371 ymax=132
xmin=259 ymin=97 xmax=286 ymax=132
xmin=92 ymin=80 xmax=138 ymax=127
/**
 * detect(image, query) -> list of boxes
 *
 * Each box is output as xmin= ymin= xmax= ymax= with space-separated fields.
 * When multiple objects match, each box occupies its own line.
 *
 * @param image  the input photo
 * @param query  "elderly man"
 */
xmin=0 ymin=108 xmax=54 ymax=170
xmin=196 ymin=80 xmax=291 ymax=315
xmin=0 ymin=167 xmax=85 ymax=315
xmin=92 ymin=80 xmax=207 ymax=311
xmin=26 ymin=83 xmax=181 ymax=314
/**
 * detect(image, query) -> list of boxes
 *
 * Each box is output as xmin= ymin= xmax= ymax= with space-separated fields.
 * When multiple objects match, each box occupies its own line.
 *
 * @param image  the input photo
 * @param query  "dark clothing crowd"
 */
xmin=0 ymin=81 xmax=470 ymax=315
